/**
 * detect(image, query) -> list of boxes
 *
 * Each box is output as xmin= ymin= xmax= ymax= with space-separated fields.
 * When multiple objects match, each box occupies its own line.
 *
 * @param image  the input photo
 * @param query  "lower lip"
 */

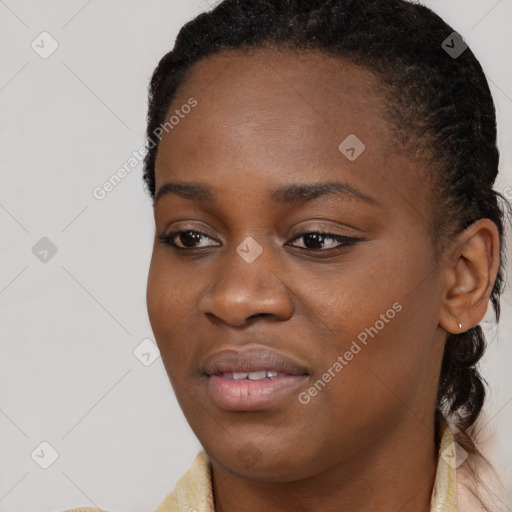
xmin=206 ymin=374 xmax=308 ymax=411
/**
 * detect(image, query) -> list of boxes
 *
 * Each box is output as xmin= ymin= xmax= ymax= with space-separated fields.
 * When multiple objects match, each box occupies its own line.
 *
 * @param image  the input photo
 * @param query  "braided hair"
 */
xmin=143 ymin=0 xmax=509 ymax=505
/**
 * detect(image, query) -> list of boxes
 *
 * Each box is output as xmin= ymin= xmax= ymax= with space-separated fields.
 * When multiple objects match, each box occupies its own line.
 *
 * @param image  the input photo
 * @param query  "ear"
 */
xmin=439 ymin=219 xmax=500 ymax=334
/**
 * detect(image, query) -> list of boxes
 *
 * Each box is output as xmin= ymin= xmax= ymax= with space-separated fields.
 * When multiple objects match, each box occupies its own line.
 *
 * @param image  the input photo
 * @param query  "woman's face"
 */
xmin=147 ymin=49 xmax=447 ymax=480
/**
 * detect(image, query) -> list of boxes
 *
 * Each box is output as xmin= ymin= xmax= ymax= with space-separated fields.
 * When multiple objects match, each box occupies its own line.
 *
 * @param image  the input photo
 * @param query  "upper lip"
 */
xmin=201 ymin=346 xmax=310 ymax=376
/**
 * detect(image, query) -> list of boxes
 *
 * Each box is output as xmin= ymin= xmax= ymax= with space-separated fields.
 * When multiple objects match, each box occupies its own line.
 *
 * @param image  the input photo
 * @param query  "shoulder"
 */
xmin=456 ymin=457 xmax=509 ymax=512
xmin=62 ymin=451 xmax=212 ymax=512
xmin=155 ymin=450 xmax=214 ymax=512
xmin=444 ymin=421 xmax=509 ymax=512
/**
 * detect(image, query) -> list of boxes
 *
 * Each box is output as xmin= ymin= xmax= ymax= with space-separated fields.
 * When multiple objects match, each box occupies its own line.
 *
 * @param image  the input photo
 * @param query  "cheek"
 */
xmin=146 ymin=256 xmax=173 ymax=337
xmin=298 ymin=245 xmax=440 ymax=406
xmin=146 ymin=251 xmax=197 ymax=362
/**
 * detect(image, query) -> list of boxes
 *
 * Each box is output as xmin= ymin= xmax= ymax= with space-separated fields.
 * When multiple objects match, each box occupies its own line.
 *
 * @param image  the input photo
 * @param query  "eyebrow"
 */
xmin=154 ymin=181 xmax=380 ymax=207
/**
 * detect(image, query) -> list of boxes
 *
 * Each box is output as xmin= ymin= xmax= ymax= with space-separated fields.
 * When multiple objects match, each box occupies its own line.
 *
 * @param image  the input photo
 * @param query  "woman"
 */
xmin=67 ymin=0 xmax=509 ymax=510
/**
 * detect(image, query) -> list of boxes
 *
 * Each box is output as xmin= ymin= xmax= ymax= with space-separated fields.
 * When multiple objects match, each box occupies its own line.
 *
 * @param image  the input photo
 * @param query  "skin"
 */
xmin=146 ymin=49 xmax=500 ymax=512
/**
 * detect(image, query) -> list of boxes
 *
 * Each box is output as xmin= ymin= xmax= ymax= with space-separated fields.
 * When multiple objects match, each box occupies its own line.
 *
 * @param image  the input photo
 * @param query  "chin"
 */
xmin=202 ymin=433 xmax=323 ymax=482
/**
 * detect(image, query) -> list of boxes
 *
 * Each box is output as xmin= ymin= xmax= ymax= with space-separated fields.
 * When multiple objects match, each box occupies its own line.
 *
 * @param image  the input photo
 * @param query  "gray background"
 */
xmin=1 ymin=1 xmax=511 ymax=510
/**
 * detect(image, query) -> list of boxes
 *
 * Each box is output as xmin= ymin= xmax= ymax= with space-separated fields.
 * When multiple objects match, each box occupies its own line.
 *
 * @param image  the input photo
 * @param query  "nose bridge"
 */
xmin=199 ymin=236 xmax=294 ymax=325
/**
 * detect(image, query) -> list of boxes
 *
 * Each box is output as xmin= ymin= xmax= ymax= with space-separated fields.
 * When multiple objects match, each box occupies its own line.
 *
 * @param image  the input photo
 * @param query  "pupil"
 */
xmin=181 ymin=231 xmax=201 ymax=247
xmin=305 ymin=233 xmax=324 ymax=249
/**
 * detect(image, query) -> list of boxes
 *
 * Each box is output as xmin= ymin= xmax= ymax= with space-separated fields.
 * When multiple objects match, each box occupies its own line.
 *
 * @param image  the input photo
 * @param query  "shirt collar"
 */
xmin=430 ymin=418 xmax=460 ymax=511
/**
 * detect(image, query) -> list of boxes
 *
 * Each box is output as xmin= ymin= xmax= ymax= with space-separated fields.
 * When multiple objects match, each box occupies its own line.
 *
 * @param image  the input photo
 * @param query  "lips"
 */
xmin=201 ymin=347 xmax=310 ymax=377
xmin=201 ymin=346 xmax=310 ymax=411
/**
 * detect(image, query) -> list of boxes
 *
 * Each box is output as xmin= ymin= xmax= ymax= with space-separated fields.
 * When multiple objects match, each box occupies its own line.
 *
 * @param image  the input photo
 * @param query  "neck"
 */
xmin=211 ymin=419 xmax=438 ymax=512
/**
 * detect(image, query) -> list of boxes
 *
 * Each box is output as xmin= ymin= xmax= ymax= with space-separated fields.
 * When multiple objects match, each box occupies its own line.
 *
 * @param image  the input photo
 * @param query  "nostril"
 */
xmin=248 ymin=313 xmax=272 ymax=320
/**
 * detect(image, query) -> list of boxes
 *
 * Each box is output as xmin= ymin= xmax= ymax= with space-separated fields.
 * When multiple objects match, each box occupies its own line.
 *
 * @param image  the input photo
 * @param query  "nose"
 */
xmin=198 ymin=243 xmax=294 ymax=327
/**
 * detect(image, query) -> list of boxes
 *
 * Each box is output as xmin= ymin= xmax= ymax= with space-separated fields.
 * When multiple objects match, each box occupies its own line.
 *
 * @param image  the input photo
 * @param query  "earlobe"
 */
xmin=439 ymin=219 xmax=500 ymax=335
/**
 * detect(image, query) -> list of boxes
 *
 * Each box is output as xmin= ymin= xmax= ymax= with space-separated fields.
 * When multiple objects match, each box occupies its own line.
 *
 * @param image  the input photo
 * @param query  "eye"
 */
xmin=158 ymin=230 xmax=220 ymax=249
xmin=287 ymin=231 xmax=359 ymax=251
xmin=158 ymin=229 xmax=360 ymax=253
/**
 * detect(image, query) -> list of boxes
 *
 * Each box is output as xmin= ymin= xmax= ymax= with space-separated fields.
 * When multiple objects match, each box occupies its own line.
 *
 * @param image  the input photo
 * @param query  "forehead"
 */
xmin=180 ymin=48 xmax=384 ymax=116
xmin=165 ymin=48 xmax=389 ymax=158
xmin=155 ymin=48 xmax=428 ymax=221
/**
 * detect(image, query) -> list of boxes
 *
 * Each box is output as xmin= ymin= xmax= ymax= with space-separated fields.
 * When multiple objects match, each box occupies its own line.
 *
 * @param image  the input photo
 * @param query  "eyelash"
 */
xmin=157 ymin=229 xmax=360 ymax=253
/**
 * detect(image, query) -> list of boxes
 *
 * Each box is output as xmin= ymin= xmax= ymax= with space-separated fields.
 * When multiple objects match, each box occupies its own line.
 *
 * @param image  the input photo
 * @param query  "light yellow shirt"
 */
xmin=66 ymin=421 xmax=459 ymax=512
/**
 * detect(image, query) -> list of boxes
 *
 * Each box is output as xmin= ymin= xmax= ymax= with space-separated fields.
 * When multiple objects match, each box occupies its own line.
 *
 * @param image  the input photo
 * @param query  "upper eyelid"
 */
xmin=163 ymin=226 xmax=219 ymax=240
xmin=163 ymin=228 xmax=353 ymax=238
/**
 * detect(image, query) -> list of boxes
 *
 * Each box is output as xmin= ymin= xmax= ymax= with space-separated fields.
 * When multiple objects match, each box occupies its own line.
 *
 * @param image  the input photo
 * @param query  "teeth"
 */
xmin=221 ymin=370 xmax=282 ymax=379
xmin=248 ymin=371 xmax=267 ymax=380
